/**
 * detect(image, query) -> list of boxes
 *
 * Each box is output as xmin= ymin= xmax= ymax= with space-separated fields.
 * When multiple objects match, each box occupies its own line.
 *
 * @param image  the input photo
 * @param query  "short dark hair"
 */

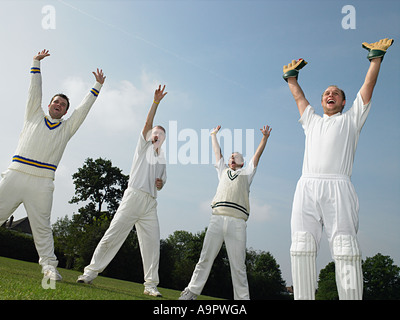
xmin=50 ymin=94 xmax=70 ymax=110
xmin=321 ymin=85 xmax=346 ymax=101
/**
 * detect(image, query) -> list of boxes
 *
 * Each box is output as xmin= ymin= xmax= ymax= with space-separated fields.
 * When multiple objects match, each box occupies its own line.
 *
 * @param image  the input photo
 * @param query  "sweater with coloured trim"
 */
xmin=211 ymin=158 xmax=257 ymax=221
xmin=8 ymin=59 xmax=102 ymax=180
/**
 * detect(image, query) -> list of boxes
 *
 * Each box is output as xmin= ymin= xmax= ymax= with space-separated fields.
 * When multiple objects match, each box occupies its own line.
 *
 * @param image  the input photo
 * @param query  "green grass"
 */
xmin=0 ymin=256 xmax=220 ymax=300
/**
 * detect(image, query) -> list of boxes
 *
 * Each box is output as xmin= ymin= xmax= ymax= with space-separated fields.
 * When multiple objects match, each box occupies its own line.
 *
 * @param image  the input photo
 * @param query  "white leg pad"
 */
xmin=333 ymin=235 xmax=363 ymax=300
xmin=290 ymin=231 xmax=317 ymax=300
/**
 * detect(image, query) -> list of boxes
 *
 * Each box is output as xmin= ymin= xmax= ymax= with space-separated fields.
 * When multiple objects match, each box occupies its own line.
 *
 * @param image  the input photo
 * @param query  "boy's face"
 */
xmin=228 ymin=152 xmax=244 ymax=170
xmin=151 ymin=127 xmax=166 ymax=149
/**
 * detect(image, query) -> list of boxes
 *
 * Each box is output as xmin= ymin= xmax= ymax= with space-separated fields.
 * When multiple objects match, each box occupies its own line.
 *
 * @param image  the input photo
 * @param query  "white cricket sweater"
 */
xmin=8 ymin=60 xmax=102 ymax=180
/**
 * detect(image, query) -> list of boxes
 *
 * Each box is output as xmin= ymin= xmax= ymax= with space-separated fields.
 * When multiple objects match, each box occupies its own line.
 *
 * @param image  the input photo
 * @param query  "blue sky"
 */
xmin=1 ymin=0 xmax=399 ymax=286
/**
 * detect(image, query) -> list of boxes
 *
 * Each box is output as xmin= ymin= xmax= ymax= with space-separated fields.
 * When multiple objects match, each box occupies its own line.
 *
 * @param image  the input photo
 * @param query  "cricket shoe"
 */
xmin=179 ymin=287 xmax=198 ymax=300
xmin=144 ymin=286 xmax=162 ymax=297
xmin=77 ymin=274 xmax=94 ymax=284
xmin=42 ymin=265 xmax=62 ymax=281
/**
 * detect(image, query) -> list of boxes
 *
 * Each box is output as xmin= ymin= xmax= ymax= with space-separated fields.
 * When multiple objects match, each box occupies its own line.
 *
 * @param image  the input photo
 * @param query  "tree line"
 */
xmin=51 ymin=158 xmax=287 ymax=299
xmin=2 ymin=157 xmax=399 ymax=299
xmin=52 ymin=158 xmax=400 ymax=300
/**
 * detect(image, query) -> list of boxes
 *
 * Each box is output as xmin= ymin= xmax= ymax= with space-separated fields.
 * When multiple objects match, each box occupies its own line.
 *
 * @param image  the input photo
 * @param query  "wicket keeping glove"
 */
xmin=282 ymin=58 xmax=307 ymax=82
xmin=362 ymin=38 xmax=394 ymax=61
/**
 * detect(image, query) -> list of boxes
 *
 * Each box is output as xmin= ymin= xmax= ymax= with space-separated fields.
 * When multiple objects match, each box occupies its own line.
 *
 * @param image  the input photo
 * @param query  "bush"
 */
xmin=0 ymin=227 xmax=38 ymax=263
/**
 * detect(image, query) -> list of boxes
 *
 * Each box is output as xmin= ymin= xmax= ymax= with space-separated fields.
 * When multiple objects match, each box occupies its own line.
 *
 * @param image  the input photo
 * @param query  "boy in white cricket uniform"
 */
xmin=283 ymin=38 xmax=393 ymax=299
xmin=0 ymin=50 xmax=105 ymax=281
xmin=78 ymin=85 xmax=167 ymax=297
xmin=180 ymin=124 xmax=272 ymax=300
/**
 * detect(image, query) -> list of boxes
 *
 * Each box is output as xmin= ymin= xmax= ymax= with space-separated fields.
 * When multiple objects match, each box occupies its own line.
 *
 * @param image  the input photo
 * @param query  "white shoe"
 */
xmin=179 ymin=287 xmax=198 ymax=300
xmin=144 ymin=286 xmax=162 ymax=297
xmin=77 ymin=274 xmax=95 ymax=284
xmin=42 ymin=265 xmax=62 ymax=281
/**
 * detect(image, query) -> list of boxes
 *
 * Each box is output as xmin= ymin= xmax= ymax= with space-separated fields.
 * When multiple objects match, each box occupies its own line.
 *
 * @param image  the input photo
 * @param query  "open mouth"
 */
xmin=327 ymin=99 xmax=335 ymax=105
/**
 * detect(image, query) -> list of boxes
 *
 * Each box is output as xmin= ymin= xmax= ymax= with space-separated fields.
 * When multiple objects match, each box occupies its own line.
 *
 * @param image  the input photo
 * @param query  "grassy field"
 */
xmin=0 ymin=256 xmax=219 ymax=300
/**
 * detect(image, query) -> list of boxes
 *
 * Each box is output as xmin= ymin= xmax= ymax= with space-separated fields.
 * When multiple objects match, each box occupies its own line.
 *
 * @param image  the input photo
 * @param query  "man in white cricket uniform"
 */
xmin=283 ymin=38 xmax=393 ymax=299
xmin=180 ymin=124 xmax=272 ymax=300
xmin=77 ymin=85 xmax=167 ymax=297
xmin=0 ymin=50 xmax=105 ymax=281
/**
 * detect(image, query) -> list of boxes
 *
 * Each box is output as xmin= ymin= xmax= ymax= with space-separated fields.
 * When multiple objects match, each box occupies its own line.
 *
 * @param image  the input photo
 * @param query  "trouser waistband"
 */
xmin=301 ymin=173 xmax=350 ymax=181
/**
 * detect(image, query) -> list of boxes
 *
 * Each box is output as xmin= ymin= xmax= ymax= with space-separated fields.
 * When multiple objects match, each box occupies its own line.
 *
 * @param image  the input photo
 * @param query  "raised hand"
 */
xmin=260 ymin=125 xmax=272 ymax=138
xmin=34 ymin=49 xmax=50 ymax=61
xmin=362 ymin=38 xmax=394 ymax=61
xmin=210 ymin=125 xmax=221 ymax=135
xmin=282 ymin=58 xmax=307 ymax=82
xmin=93 ymin=68 xmax=106 ymax=84
xmin=154 ymin=85 xmax=167 ymax=103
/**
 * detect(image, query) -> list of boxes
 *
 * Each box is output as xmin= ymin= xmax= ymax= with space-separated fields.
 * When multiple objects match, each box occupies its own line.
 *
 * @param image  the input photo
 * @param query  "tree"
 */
xmin=161 ymin=230 xmax=215 ymax=290
xmin=246 ymin=249 xmax=288 ymax=299
xmin=162 ymin=229 xmax=232 ymax=298
xmin=363 ymin=253 xmax=400 ymax=300
xmin=69 ymin=157 xmax=128 ymax=220
xmin=53 ymin=158 xmax=129 ymax=270
xmin=161 ymin=230 xmax=288 ymax=299
xmin=316 ymin=262 xmax=338 ymax=300
xmin=316 ymin=253 xmax=400 ymax=300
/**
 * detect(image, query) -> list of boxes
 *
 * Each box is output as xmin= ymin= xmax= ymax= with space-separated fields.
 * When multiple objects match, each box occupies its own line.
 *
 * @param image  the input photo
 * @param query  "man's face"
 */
xmin=228 ymin=152 xmax=244 ymax=170
xmin=321 ymin=86 xmax=346 ymax=116
xmin=151 ymin=127 xmax=166 ymax=149
xmin=48 ymin=96 xmax=68 ymax=119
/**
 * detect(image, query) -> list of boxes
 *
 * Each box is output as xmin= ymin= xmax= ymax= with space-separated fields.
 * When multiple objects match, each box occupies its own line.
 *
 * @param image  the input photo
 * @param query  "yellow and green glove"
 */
xmin=362 ymin=38 xmax=394 ymax=61
xmin=282 ymin=58 xmax=307 ymax=82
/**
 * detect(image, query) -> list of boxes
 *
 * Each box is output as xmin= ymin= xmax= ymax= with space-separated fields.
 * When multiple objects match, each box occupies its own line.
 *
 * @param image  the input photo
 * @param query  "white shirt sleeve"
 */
xmin=345 ymin=91 xmax=372 ymax=132
xmin=299 ymin=105 xmax=321 ymax=132
xmin=214 ymin=157 xmax=228 ymax=180
xmin=241 ymin=158 xmax=257 ymax=185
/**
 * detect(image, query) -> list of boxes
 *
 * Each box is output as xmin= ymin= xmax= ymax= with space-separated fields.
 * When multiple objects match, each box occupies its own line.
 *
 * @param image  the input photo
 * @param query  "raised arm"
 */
xmin=26 ymin=50 xmax=50 ymax=120
xmin=66 ymin=68 xmax=105 ymax=136
xmin=142 ymin=85 xmax=167 ymax=139
xmin=287 ymin=78 xmax=310 ymax=117
xmin=360 ymin=38 xmax=394 ymax=105
xmin=210 ymin=125 xmax=223 ymax=163
xmin=283 ymin=59 xmax=310 ymax=117
xmin=252 ymin=125 xmax=272 ymax=167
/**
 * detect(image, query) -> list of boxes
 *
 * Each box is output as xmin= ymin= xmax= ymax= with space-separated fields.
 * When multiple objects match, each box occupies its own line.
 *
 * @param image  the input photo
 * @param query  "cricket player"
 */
xmin=77 ymin=85 xmax=167 ymax=297
xmin=0 ymin=49 xmax=105 ymax=281
xmin=179 ymin=124 xmax=272 ymax=300
xmin=284 ymin=38 xmax=394 ymax=299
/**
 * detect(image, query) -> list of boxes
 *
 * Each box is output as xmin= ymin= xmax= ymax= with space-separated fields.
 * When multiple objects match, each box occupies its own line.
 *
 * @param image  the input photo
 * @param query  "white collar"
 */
xmin=323 ymin=112 xmax=341 ymax=119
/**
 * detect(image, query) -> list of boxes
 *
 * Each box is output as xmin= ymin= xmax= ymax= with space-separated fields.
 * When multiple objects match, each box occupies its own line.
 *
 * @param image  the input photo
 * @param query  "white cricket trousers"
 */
xmin=0 ymin=169 xmax=58 ymax=268
xmin=84 ymin=187 xmax=160 ymax=288
xmin=187 ymin=215 xmax=249 ymax=300
xmin=290 ymin=174 xmax=363 ymax=300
